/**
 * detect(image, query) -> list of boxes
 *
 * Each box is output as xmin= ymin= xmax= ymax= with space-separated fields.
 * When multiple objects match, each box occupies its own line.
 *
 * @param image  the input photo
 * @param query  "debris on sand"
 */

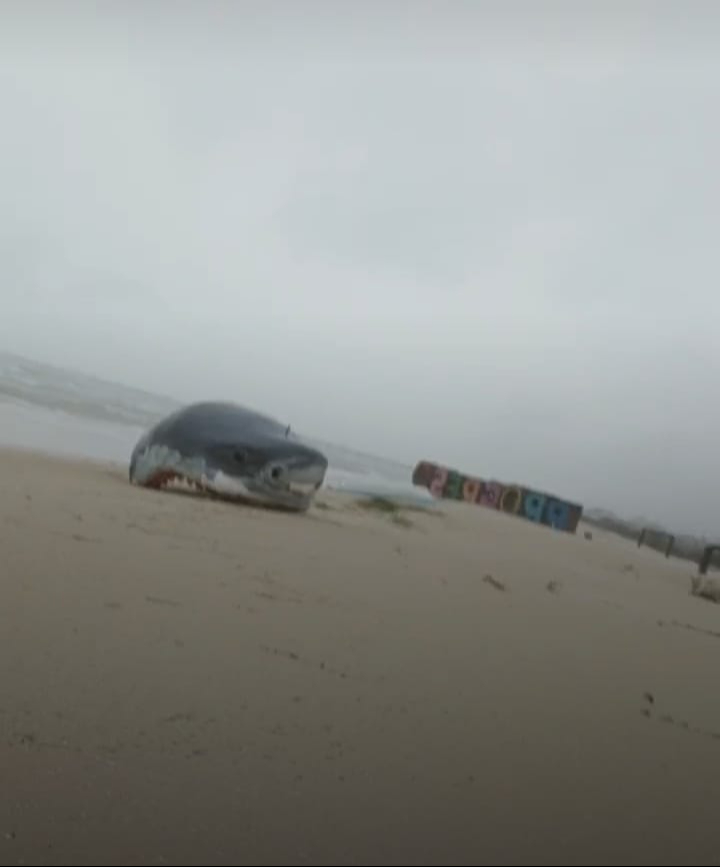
xmin=482 ymin=574 xmax=506 ymax=593
xmin=357 ymin=497 xmax=415 ymax=529
xmin=690 ymin=574 xmax=720 ymax=604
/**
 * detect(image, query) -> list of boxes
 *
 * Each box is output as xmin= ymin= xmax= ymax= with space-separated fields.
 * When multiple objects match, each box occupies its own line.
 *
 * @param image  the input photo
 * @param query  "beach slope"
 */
xmin=1 ymin=449 xmax=719 ymax=865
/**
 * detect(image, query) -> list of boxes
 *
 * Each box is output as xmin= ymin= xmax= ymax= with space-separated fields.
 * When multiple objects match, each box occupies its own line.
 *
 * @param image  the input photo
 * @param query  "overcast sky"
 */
xmin=1 ymin=1 xmax=719 ymax=532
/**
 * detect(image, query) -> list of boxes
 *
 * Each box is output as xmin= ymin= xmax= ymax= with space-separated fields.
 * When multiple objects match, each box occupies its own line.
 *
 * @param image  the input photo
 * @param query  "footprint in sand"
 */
xmin=72 ymin=533 xmax=98 ymax=544
xmin=145 ymin=596 xmax=181 ymax=608
xmin=658 ymin=619 xmax=720 ymax=640
xmin=262 ymin=646 xmax=300 ymax=661
xmin=163 ymin=712 xmax=194 ymax=724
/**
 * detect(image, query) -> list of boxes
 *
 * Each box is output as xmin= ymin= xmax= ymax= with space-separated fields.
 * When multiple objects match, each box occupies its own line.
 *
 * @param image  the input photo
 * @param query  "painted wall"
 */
xmin=412 ymin=460 xmax=583 ymax=534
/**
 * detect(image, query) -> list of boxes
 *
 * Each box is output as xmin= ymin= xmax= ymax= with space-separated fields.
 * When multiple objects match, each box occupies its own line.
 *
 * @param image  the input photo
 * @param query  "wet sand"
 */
xmin=1 ymin=448 xmax=720 ymax=865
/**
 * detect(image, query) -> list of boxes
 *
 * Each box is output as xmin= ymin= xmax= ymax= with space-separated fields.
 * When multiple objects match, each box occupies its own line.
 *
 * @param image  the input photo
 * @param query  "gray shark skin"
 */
xmin=129 ymin=401 xmax=328 ymax=512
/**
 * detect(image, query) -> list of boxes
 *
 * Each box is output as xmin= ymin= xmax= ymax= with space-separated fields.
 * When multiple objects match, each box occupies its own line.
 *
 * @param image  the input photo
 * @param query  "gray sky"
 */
xmin=2 ymin=1 xmax=720 ymax=533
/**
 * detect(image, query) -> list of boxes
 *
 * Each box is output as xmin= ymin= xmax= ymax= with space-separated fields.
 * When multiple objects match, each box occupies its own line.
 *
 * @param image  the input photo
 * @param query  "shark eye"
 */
xmin=269 ymin=464 xmax=284 ymax=480
xmin=233 ymin=448 xmax=248 ymax=464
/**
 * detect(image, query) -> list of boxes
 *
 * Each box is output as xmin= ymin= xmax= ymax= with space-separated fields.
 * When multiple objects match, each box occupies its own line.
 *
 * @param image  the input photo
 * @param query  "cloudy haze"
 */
xmin=1 ymin=1 xmax=719 ymax=532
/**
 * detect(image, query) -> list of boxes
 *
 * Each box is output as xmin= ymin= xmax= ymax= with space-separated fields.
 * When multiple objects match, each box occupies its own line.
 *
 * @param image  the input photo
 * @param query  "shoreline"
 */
xmin=0 ymin=398 xmax=434 ymax=508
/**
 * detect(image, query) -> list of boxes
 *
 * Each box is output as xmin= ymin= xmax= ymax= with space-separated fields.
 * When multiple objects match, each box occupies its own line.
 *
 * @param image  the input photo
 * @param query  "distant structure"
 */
xmin=412 ymin=460 xmax=583 ymax=534
xmin=637 ymin=528 xmax=675 ymax=558
xmin=698 ymin=544 xmax=720 ymax=576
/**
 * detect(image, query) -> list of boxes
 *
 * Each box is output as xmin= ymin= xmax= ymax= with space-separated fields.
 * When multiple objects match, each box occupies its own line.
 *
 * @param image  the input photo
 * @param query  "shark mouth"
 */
xmin=286 ymin=481 xmax=321 ymax=496
xmin=143 ymin=467 xmax=319 ymax=509
xmin=132 ymin=445 xmax=324 ymax=511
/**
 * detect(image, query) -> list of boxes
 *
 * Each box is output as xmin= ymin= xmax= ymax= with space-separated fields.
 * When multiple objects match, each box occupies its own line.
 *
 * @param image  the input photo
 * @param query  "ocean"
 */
xmin=0 ymin=351 xmax=435 ymax=506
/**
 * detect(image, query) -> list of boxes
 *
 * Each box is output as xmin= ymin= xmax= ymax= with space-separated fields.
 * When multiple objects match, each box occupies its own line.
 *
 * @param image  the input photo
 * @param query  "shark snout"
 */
xmin=265 ymin=449 xmax=328 ymax=493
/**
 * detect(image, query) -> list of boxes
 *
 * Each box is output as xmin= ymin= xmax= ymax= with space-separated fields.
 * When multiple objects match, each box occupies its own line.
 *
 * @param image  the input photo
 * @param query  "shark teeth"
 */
xmin=287 ymin=481 xmax=318 ymax=496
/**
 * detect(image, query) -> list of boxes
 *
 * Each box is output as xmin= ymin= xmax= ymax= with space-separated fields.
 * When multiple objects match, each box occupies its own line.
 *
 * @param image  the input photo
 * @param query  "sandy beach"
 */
xmin=1 ymin=448 xmax=720 ymax=866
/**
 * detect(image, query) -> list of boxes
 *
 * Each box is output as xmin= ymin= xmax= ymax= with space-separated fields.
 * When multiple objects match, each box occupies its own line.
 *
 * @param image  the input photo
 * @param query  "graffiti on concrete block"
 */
xmin=412 ymin=460 xmax=583 ymax=534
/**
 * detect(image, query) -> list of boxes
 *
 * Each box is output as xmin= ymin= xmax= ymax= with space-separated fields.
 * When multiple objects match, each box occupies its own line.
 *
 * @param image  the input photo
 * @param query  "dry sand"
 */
xmin=1 ymin=448 xmax=720 ymax=866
